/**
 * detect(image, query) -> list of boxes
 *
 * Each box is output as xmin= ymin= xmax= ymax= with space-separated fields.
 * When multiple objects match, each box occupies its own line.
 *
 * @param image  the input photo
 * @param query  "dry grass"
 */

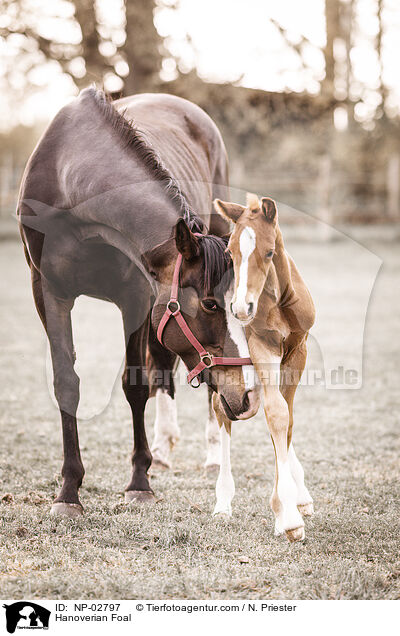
xmin=0 ymin=238 xmax=399 ymax=600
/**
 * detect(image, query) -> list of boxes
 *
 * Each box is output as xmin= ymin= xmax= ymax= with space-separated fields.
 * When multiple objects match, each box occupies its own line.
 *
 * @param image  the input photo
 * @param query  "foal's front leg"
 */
xmin=281 ymin=342 xmax=314 ymax=517
xmin=212 ymin=394 xmax=234 ymax=517
xmin=251 ymin=347 xmax=304 ymax=542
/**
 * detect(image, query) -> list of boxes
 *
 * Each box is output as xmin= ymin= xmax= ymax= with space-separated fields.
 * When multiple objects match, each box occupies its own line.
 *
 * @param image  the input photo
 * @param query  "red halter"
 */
xmin=156 ymin=252 xmax=252 ymax=387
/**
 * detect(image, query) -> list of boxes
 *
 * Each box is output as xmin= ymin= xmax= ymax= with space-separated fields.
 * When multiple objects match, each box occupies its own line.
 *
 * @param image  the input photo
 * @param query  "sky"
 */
xmin=0 ymin=0 xmax=399 ymax=131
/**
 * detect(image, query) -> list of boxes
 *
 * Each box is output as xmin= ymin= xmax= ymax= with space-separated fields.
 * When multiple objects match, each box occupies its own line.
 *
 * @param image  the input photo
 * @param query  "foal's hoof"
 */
xmin=50 ymin=502 xmax=83 ymax=519
xmin=285 ymin=526 xmax=305 ymax=543
xmin=125 ymin=490 xmax=155 ymax=504
xmin=298 ymin=502 xmax=314 ymax=517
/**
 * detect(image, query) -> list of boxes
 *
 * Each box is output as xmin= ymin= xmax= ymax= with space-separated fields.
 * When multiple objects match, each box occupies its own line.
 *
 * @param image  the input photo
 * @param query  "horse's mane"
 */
xmin=197 ymin=234 xmax=232 ymax=295
xmin=83 ymin=87 xmax=205 ymax=234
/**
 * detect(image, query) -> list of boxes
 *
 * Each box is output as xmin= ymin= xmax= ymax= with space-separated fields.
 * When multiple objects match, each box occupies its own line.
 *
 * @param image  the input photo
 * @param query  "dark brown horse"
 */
xmin=17 ymin=88 xmax=260 ymax=518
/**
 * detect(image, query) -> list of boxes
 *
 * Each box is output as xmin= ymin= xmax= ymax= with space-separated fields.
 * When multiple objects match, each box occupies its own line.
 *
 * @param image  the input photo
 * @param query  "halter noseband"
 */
xmin=156 ymin=252 xmax=252 ymax=387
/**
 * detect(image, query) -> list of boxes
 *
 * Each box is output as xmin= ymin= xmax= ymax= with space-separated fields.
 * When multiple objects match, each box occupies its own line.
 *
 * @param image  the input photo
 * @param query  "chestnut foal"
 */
xmin=213 ymin=193 xmax=315 ymax=542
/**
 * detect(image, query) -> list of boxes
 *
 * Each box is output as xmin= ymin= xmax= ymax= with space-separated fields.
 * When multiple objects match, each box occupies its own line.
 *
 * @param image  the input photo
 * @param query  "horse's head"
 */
xmin=214 ymin=193 xmax=278 ymax=324
xmin=142 ymin=218 xmax=260 ymax=420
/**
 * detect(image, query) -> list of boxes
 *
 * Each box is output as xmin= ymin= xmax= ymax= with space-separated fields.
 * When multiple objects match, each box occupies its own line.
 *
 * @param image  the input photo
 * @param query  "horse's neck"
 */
xmin=263 ymin=225 xmax=295 ymax=305
xmin=58 ymin=101 xmax=181 ymax=254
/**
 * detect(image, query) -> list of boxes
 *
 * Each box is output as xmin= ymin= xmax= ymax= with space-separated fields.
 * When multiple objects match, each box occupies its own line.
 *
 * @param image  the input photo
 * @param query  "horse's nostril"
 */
xmin=247 ymin=302 xmax=254 ymax=315
xmin=242 ymin=390 xmax=250 ymax=413
xmin=230 ymin=302 xmax=234 ymax=314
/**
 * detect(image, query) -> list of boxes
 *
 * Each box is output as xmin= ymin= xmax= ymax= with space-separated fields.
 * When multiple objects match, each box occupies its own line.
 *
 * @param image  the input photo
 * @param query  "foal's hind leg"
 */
xmin=121 ymin=301 xmax=154 ymax=503
xmin=32 ymin=271 xmax=84 ymax=518
xmin=280 ymin=342 xmax=314 ymax=517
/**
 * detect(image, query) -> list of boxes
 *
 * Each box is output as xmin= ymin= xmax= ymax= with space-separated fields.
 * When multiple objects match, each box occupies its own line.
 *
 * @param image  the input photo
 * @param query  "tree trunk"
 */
xmin=322 ymin=0 xmax=340 ymax=97
xmin=73 ymin=0 xmax=106 ymax=87
xmin=122 ymin=0 xmax=163 ymax=95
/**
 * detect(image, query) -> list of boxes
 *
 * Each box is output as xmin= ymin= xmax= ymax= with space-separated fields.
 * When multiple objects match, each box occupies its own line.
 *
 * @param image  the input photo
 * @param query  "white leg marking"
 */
xmin=224 ymin=283 xmax=257 ymax=391
xmin=213 ymin=426 xmax=235 ymax=516
xmin=204 ymin=407 xmax=220 ymax=468
xmin=288 ymin=444 xmax=313 ymax=507
xmin=151 ymin=389 xmax=180 ymax=468
xmin=263 ymin=356 xmax=304 ymax=534
xmin=276 ymin=460 xmax=304 ymax=531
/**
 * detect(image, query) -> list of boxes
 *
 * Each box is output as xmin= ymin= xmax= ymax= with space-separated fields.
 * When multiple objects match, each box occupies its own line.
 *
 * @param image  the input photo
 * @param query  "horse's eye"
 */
xmin=201 ymin=298 xmax=218 ymax=312
xmin=266 ymin=250 xmax=274 ymax=259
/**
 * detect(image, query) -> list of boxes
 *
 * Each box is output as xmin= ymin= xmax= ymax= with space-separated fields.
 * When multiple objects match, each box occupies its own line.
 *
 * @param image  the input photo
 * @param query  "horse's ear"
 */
xmin=261 ymin=197 xmax=277 ymax=224
xmin=174 ymin=219 xmax=200 ymax=260
xmin=213 ymin=199 xmax=245 ymax=223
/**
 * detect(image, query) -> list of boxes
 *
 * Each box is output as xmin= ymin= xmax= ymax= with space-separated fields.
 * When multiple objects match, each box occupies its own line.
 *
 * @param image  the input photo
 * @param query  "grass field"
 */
xmin=0 ymin=235 xmax=399 ymax=600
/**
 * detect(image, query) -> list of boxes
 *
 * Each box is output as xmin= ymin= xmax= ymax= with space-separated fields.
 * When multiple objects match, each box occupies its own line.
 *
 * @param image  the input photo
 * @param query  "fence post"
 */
xmin=317 ymin=154 xmax=333 ymax=240
xmin=387 ymin=153 xmax=399 ymax=220
xmin=0 ymin=153 xmax=13 ymax=218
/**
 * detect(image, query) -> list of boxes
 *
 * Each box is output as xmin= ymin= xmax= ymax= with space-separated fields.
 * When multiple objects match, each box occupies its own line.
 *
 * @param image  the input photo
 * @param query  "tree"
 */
xmin=0 ymin=0 xmax=163 ymax=93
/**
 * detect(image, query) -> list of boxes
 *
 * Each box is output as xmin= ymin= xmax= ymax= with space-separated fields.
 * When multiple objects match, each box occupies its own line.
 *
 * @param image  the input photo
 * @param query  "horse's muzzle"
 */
xmin=220 ymin=387 xmax=260 ymax=421
xmin=235 ymin=387 xmax=260 ymax=420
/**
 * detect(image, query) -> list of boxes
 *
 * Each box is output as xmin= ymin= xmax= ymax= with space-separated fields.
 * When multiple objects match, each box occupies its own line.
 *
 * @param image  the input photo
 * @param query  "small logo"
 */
xmin=3 ymin=602 xmax=50 ymax=633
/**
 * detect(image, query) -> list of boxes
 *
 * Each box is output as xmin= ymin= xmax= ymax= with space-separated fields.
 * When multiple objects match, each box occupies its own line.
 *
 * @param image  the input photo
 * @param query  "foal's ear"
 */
xmin=261 ymin=197 xmax=277 ymax=224
xmin=213 ymin=199 xmax=245 ymax=223
xmin=174 ymin=219 xmax=200 ymax=260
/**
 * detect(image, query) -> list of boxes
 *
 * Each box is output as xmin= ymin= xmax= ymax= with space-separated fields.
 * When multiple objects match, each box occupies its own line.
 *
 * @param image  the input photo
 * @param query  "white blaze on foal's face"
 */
xmin=231 ymin=225 xmax=256 ymax=321
xmin=224 ymin=283 xmax=257 ymax=392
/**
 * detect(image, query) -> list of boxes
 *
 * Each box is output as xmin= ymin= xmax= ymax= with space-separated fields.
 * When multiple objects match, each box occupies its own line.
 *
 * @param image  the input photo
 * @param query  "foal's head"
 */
xmin=142 ymin=218 xmax=260 ymax=420
xmin=214 ymin=193 xmax=278 ymax=324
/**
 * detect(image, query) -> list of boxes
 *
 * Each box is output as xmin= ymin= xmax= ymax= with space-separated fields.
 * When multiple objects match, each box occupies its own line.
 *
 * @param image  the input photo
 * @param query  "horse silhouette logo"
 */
xmin=2 ymin=602 xmax=50 ymax=633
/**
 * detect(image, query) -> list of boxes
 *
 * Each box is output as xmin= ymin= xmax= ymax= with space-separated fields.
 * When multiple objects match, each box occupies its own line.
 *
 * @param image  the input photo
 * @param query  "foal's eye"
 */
xmin=201 ymin=298 xmax=218 ymax=312
xmin=266 ymin=250 xmax=274 ymax=259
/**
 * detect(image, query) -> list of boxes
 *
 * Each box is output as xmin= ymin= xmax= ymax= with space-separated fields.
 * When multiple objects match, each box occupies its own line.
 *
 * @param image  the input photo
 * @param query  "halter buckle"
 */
xmin=189 ymin=376 xmax=201 ymax=388
xmin=167 ymin=299 xmax=181 ymax=315
xmin=200 ymin=352 xmax=214 ymax=368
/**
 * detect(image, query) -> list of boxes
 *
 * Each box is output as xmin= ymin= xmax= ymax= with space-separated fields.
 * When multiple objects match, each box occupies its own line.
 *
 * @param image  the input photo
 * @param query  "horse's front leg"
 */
xmin=251 ymin=344 xmax=304 ymax=542
xmin=212 ymin=394 xmax=234 ymax=517
xmin=121 ymin=301 xmax=154 ymax=503
xmin=32 ymin=272 xmax=84 ymax=518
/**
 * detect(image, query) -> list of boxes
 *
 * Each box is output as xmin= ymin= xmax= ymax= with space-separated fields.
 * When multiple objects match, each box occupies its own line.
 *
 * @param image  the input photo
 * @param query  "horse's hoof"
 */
xmin=125 ymin=490 xmax=155 ymax=504
xmin=204 ymin=463 xmax=220 ymax=474
xmin=151 ymin=458 xmax=170 ymax=470
xmin=213 ymin=512 xmax=231 ymax=522
xmin=285 ymin=526 xmax=305 ymax=543
xmin=50 ymin=502 xmax=83 ymax=518
xmin=298 ymin=502 xmax=314 ymax=517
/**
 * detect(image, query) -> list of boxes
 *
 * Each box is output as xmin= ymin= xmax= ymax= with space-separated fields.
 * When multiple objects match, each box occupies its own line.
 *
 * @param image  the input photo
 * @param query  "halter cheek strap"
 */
xmin=156 ymin=252 xmax=253 ymax=386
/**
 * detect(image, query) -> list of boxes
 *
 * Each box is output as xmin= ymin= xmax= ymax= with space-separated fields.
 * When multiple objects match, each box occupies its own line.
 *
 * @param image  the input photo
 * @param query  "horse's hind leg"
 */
xmin=121 ymin=303 xmax=154 ymax=503
xmin=280 ymin=342 xmax=314 ymax=517
xmin=146 ymin=323 xmax=180 ymax=470
xmin=32 ymin=270 xmax=84 ymax=518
